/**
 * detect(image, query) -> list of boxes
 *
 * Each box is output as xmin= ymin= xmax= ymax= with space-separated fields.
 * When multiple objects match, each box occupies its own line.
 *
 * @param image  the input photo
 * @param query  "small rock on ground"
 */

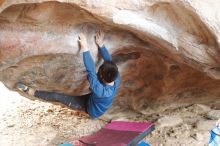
xmin=157 ymin=116 xmax=183 ymax=128
xmin=196 ymin=119 xmax=216 ymax=131
xmin=206 ymin=110 xmax=220 ymax=120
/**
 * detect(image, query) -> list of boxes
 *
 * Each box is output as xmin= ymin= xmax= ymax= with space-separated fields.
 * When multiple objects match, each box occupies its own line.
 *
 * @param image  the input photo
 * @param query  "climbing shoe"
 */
xmin=15 ymin=82 xmax=29 ymax=93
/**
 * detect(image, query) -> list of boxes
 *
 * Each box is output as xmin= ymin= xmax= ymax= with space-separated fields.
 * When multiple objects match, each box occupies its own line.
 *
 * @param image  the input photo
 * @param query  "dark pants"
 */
xmin=34 ymin=91 xmax=90 ymax=113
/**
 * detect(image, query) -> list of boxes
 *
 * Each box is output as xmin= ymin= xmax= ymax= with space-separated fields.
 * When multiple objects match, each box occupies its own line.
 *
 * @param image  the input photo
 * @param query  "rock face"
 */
xmin=0 ymin=0 xmax=220 ymax=112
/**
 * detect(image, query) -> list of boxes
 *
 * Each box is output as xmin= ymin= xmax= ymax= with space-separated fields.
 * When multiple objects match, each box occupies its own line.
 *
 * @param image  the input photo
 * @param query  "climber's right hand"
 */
xmin=95 ymin=30 xmax=104 ymax=48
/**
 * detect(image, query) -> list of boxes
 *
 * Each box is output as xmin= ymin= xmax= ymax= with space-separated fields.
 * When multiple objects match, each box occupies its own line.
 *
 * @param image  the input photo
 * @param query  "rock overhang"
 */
xmin=0 ymin=0 xmax=220 ymax=112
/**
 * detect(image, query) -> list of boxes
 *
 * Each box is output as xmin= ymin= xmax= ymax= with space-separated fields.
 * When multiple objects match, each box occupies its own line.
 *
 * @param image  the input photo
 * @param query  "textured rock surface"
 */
xmin=157 ymin=115 xmax=183 ymax=128
xmin=0 ymin=0 xmax=220 ymax=113
xmin=196 ymin=119 xmax=216 ymax=131
xmin=206 ymin=110 xmax=220 ymax=120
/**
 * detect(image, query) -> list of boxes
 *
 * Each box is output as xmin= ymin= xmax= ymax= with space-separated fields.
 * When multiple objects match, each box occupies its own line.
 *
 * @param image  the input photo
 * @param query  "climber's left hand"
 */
xmin=78 ymin=33 xmax=89 ymax=52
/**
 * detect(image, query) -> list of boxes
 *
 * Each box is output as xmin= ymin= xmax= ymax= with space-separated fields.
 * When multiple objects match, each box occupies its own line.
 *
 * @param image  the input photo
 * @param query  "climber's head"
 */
xmin=98 ymin=61 xmax=118 ymax=84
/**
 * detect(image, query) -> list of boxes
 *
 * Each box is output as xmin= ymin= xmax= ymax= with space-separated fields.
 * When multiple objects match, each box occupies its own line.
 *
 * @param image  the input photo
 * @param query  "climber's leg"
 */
xmin=15 ymin=82 xmax=90 ymax=112
xmin=34 ymin=91 xmax=90 ymax=112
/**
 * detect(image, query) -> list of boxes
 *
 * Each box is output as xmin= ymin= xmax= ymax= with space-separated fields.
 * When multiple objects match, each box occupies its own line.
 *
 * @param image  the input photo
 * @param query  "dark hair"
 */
xmin=98 ymin=61 xmax=118 ymax=83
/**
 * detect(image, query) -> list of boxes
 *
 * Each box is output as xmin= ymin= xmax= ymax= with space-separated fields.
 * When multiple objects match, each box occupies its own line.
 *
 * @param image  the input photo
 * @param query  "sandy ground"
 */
xmin=0 ymin=82 xmax=218 ymax=146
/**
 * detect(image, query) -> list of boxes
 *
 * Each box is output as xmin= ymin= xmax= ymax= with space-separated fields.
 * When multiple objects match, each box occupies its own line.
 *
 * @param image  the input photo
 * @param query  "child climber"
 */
xmin=16 ymin=30 xmax=120 ymax=119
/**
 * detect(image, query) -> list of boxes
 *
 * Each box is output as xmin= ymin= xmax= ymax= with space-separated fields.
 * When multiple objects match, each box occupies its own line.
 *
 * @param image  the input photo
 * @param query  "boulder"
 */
xmin=0 ymin=0 xmax=220 ymax=112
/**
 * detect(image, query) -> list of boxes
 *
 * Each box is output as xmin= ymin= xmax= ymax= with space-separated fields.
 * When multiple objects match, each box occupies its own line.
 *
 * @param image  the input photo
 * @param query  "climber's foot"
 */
xmin=15 ymin=82 xmax=35 ymax=96
xmin=16 ymin=82 xmax=29 ymax=92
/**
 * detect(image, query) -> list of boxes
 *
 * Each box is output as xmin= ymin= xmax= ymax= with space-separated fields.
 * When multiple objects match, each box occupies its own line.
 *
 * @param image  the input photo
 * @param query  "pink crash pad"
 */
xmin=70 ymin=121 xmax=154 ymax=146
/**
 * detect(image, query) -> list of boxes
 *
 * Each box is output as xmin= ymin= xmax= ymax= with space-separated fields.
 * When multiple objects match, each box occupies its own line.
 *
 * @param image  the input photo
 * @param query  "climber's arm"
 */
xmin=99 ymin=46 xmax=112 ymax=61
xmin=95 ymin=30 xmax=112 ymax=61
xmin=78 ymin=33 xmax=96 ymax=80
xmin=78 ymin=33 xmax=104 ymax=97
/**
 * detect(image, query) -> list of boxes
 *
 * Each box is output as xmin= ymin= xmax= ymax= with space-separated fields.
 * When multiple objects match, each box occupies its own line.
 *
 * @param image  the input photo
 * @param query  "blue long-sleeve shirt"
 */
xmin=83 ymin=46 xmax=120 ymax=119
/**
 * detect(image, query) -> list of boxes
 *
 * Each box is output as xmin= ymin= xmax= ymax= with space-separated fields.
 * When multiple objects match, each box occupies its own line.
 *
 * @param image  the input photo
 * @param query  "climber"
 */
xmin=15 ymin=30 xmax=120 ymax=119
